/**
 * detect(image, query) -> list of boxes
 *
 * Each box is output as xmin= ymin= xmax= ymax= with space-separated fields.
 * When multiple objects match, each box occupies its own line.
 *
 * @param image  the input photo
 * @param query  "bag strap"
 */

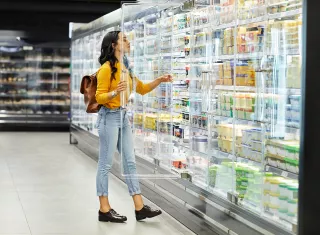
xmin=95 ymin=65 xmax=112 ymax=91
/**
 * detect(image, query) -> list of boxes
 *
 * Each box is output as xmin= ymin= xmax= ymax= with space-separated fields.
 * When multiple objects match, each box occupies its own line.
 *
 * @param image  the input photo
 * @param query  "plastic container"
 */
xmin=279 ymin=183 xmax=288 ymax=197
xmin=278 ymin=208 xmax=288 ymax=220
xmin=252 ymin=150 xmax=262 ymax=162
xmin=285 ymin=158 xmax=299 ymax=173
xmin=252 ymin=141 xmax=262 ymax=152
xmin=269 ymin=192 xmax=280 ymax=207
xmin=287 ymin=184 xmax=298 ymax=200
xmin=267 ymin=157 xmax=278 ymax=167
xmin=269 ymin=203 xmax=279 ymax=216
xmin=267 ymin=145 xmax=277 ymax=155
xmin=287 ymin=212 xmax=297 ymax=223
xmin=270 ymin=178 xmax=281 ymax=194
xmin=251 ymin=129 xmax=262 ymax=141
xmin=278 ymin=196 xmax=288 ymax=211
xmin=287 ymin=199 xmax=298 ymax=215
xmin=278 ymin=159 xmax=287 ymax=170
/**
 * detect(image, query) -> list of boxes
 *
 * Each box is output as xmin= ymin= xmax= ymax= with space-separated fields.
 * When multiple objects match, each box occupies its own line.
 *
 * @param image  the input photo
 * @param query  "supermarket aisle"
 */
xmin=0 ymin=132 xmax=195 ymax=235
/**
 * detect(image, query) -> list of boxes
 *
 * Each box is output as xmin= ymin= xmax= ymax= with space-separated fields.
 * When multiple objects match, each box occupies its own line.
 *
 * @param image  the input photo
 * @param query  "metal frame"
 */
xmin=298 ymin=1 xmax=320 ymax=234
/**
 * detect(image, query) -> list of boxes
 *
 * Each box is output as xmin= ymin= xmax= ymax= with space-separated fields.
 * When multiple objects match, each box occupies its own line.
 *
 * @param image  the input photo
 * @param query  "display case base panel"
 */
xmin=70 ymin=124 xmax=293 ymax=235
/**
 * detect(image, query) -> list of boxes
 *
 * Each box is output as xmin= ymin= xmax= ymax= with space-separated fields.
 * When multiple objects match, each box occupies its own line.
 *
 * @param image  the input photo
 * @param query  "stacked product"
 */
xmin=238 ymin=0 xmax=266 ymax=20
xmin=265 ymin=139 xmax=299 ymax=174
xmin=263 ymin=173 xmax=298 ymax=223
xmin=237 ymin=25 xmax=264 ymax=54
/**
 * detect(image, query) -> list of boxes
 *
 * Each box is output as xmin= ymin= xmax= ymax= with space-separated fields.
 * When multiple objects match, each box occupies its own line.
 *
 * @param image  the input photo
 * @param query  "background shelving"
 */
xmin=0 ymin=46 xmax=70 ymax=127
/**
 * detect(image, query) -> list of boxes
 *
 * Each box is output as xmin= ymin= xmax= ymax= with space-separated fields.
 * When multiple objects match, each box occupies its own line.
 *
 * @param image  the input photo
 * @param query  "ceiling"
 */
xmin=0 ymin=0 xmax=130 ymax=45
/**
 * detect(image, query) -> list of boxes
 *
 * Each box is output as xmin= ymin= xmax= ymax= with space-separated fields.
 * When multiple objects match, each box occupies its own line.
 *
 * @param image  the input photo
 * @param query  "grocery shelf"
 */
xmin=145 ymin=35 xmax=158 ymax=40
xmin=171 ymin=166 xmax=190 ymax=175
xmin=214 ymin=54 xmax=234 ymax=61
xmin=238 ymin=15 xmax=268 ymax=26
xmin=0 ymin=71 xmax=69 ymax=74
xmin=0 ymin=104 xmax=70 ymax=107
xmin=0 ymin=82 xmax=27 ymax=85
xmin=194 ymin=24 xmax=211 ymax=30
xmin=237 ymin=52 xmax=264 ymax=60
xmin=215 ymin=85 xmax=256 ymax=92
xmin=173 ymin=28 xmax=190 ymax=35
xmin=160 ymin=32 xmax=172 ymax=37
xmin=214 ymin=86 xmax=301 ymax=95
xmin=214 ymin=22 xmax=236 ymax=30
xmin=0 ymin=59 xmax=70 ymax=64
xmin=268 ymin=8 xmax=302 ymax=20
xmin=144 ymin=54 xmax=159 ymax=59
xmin=160 ymin=53 xmax=173 ymax=57
xmin=0 ymin=93 xmax=70 ymax=98
xmin=236 ymin=155 xmax=262 ymax=164
xmin=266 ymin=165 xmax=298 ymax=180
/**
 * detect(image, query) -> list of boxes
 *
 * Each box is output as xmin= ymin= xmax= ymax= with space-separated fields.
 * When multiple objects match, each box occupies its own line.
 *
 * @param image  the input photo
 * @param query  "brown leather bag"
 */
xmin=80 ymin=72 xmax=101 ymax=113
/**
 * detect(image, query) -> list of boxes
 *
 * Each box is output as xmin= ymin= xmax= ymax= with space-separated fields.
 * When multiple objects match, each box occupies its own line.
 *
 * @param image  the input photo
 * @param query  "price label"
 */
xmin=281 ymin=171 xmax=289 ymax=177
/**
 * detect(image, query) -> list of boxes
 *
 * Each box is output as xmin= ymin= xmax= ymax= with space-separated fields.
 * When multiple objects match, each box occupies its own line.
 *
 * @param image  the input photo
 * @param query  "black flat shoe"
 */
xmin=99 ymin=209 xmax=127 ymax=223
xmin=135 ymin=205 xmax=162 ymax=221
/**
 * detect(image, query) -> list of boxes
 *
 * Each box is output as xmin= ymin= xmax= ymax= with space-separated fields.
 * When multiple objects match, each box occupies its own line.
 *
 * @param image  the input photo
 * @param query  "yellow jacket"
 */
xmin=95 ymin=62 xmax=152 ymax=109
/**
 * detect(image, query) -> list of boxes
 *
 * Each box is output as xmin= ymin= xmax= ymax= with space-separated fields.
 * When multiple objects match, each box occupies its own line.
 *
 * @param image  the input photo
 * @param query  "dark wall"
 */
xmin=0 ymin=0 xmax=125 ymax=44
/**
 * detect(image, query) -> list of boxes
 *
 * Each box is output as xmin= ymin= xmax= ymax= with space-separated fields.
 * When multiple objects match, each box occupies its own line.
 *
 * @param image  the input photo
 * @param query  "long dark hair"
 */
xmin=98 ymin=31 xmax=121 ymax=80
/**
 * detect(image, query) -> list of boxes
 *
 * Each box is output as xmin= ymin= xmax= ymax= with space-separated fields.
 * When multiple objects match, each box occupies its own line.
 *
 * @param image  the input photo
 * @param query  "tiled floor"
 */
xmin=0 ymin=132 xmax=195 ymax=235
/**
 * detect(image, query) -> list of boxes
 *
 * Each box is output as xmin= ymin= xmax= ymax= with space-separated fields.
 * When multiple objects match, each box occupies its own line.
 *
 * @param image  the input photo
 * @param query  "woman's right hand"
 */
xmin=116 ymin=81 xmax=127 ymax=93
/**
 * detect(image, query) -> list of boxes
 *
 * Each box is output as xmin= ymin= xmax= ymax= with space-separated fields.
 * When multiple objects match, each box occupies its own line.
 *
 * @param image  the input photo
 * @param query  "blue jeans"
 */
xmin=95 ymin=106 xmax=141 ymax=196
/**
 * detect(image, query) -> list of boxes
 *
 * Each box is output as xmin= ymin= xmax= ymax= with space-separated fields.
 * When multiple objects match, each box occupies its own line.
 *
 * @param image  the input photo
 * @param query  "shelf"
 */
xmin=214 ymin=54 xmax=234 ymax=61
xmin=0 ymin=113 xmax=69 ymax=118
xmin=268 ymin=8 xmax=302 ymax=20
xmin=161 ymin=32 xmax=172 ymax=37
xmin=194 ymin=23 xmax=211 ymax=30
xmin=214 ymin=114 xmax=301 ymax=129
xmin=145 ymin=35 xmax=158 ymax=40
xmin=238 ymin=15 xmax=268 ymax=26
xmin=236 ymin=155 xmax=262 ymax=164
xmin=160 ymin=53 xmax=172 ymax=57
xmin=0 ymin=82 xmax=27 ymax=85
xmin=173 ymin=28 xmax=190 ymax=35
xmin=0 ymin=60 xmax=70 ymax=64
xmin=171 ymin=167 xmax=190 ymax=175
xmin=266 ymin=165 xmax=298 ymax=180
xmin=38 ymin=81 xmax=69 ymax=84
xmin=215 ymin=85 xmax=301 ymax=95
xmin=214 ymin=22 xmax=236 ymax=30
xmin=144 ymin=128 xmax=158 ymax=135
xmin=0 ymin=71 xmax=69 ymax=74
xmin=237 ymin=52 xmax=264 ymax=60
xmin=215 ymin=85 xmax=256 ymax=92
xmin=213 ymin=149 xmax=235 ymax=160
xmin=144 ymin=54 xmax=159 ymax=59
xmin=0 ymin=103 xmax=70 ymax=107
xmin=0 ymin=93 xmax=70 ymax=98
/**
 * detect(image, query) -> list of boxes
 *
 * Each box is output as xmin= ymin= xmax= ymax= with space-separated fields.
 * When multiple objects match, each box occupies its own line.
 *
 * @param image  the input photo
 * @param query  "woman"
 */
xmin=95 ymin=31 xmax=172 ymax=223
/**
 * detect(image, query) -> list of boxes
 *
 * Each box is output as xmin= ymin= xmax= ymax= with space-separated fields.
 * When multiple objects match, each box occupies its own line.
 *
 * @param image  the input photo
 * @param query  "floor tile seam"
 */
xmin=4 ymin=154 xmax=33 ymax=235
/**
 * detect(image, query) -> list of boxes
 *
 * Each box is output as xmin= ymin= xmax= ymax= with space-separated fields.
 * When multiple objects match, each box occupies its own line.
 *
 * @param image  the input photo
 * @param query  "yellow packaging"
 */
xmin=224 ymin=78 xmax=233 ymax=85
xmin=236 ymin=77 xmax=246 ymax=86
xmin=224 ymin=70 xmax=232 ymax=79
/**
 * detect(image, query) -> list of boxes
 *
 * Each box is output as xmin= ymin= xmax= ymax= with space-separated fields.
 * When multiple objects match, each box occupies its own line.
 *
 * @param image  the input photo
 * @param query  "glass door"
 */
xmin=121 ymin=2 xmax=185 ymax=179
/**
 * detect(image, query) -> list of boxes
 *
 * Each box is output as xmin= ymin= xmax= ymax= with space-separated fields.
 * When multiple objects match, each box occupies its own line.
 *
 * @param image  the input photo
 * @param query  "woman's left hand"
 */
xmin=158 ymin=74 xmax=173 ymax=83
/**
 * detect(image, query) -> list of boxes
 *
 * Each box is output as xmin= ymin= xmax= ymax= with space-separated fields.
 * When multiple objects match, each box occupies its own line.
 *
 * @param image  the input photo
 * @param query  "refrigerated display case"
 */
xmin=70 ymin=1 xmax=305 ymax=234
xmin=0 ymin=45 xmax=70 ymax=128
